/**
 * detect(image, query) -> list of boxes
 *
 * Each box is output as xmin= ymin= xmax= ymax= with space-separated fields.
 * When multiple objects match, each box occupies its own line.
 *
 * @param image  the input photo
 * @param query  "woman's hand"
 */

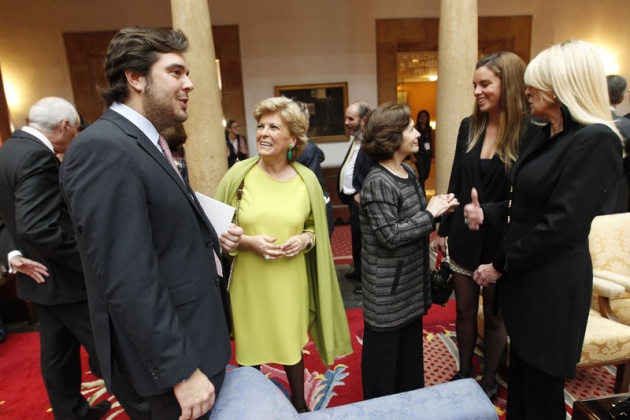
xmin=281 ymin=232 xmax=313 ymax=258
xmin=473 ymin=263 xmax=502 ymax=287
xmin=426 ymin=193 xmax=459 ymax=218
xmin=246 ymin=234 xmax=283 ymax=260
xmin=463 ymin=188 xmax=484 ymax=231
xmin=220 ymin=223 xmax=243 ymax=254
xmin=432 ymin=235 xmax=447 ymax=255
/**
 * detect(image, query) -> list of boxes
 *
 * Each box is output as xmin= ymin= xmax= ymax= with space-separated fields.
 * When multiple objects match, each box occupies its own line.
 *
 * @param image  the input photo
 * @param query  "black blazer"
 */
xmin=297 ymin=141 xmax=335 ymax=235
xmin=494 ymin=107 xmax=623 ymax=378
xmin=438 ymin=117 xmax=536 ymax=269
xmin=337 ymin=139 xmax=374 ymax=205
xmin=0 ymin=130 xmax=85 ymax=305
xmin=60 ymin=109 xmax=231 ymax=397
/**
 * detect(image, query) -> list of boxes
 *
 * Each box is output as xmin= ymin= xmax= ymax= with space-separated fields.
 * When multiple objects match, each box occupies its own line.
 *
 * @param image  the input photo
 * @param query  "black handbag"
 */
xmin=430 ymin=250 xmax=453 ymax=306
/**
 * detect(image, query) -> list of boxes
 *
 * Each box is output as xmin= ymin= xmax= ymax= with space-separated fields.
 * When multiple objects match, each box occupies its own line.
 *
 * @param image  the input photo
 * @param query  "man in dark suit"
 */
xmin=295 ymin=101 xmax=334 ymax=237
xmin=0 ymin=97 xmax=120 ymax=419
xmin=60 ymin=27 xmax=242 ymax=420
xmin=0 ymin=216 xmax=50 ymax=343
xmin=608 ymin=75 xmax=628 ymax=121
xmin=602 ymin=75 xmax=630 ymax=213
xmin=0 ymin=218 xmax=10 ymax=343
xmin=337 ymin=101 xmax=372 ymax=293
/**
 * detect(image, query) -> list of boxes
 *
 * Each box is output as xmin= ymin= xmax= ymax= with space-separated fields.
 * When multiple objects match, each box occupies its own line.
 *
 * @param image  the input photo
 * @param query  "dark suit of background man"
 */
xmin=337 ymin=101 xmax=372 ymax=294
xmin=601 ymin=75 xmax=630 ymax=213
xmin=0 ymin=216 xmax=51 ymax=343
xmin=0 ymin=97 xmax=124 ymax=419
xmin=60 ymin=27 xmax=242 ymax=420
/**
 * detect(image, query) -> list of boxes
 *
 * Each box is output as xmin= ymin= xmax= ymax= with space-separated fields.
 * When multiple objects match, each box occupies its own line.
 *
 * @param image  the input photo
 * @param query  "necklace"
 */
xmin=381 ymin=162 xmax=408 ymax=178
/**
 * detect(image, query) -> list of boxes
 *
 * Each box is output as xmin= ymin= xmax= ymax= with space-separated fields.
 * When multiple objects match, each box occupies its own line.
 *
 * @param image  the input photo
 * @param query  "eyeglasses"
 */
xmin=231 ymin=125 xmax=240 ymax=129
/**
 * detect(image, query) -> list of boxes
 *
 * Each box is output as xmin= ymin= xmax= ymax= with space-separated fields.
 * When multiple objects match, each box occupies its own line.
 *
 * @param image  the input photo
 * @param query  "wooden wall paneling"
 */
xmin=63 ymin=26 xmax=246 ymax=137
xmin=376 ymin=18 xmax=439 ymax=105
xmin=212 ymin=25 xmax=246 ymax=136
xmin=0 ymin=65 xmax=12 ymax=143
xmin=322 ymin=167 xmax=350 ymax=224
xmin=64 ymin=31 xmax=116 ymax=124
xmin=376 ymin=16 xmax=532 ymax=105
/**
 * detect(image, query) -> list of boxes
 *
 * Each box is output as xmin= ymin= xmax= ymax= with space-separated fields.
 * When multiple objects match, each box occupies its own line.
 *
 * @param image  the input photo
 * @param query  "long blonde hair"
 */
xmin=467 ymin=52 xmax=529 ymax=172
xmin=524 ymin=40 xmax=621 ymax=140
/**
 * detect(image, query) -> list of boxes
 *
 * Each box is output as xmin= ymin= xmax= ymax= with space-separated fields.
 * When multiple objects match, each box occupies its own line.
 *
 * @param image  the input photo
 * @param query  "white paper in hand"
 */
xmin=195 ymin=192 xmax=236 ymax=235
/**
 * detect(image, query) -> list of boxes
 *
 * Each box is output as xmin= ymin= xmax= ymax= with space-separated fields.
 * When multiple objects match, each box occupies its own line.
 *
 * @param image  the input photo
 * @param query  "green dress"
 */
xmin=231 ymin=166 xmax=314 ymax=365
xmin=215 ymin=157 xmax=352 ymax=367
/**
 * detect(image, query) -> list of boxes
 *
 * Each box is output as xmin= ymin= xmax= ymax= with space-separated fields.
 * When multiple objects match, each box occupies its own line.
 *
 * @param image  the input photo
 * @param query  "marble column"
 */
xmin=171 ymin=0 xmax=227 ymax=196
xmin=435 ymin=0 xmax=478 ymax=194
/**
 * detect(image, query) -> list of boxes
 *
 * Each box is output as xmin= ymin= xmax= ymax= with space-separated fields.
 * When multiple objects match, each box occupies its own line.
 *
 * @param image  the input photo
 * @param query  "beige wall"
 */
xmin=1 ymin=0 xmax=629 ymax=165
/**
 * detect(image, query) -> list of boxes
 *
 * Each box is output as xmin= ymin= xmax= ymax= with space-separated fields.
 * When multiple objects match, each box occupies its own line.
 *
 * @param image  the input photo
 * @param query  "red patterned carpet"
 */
xmin=331 ymin=224 xmax=353 ymax=265
xmin=0 ymin=301 xmax=618 ymax=418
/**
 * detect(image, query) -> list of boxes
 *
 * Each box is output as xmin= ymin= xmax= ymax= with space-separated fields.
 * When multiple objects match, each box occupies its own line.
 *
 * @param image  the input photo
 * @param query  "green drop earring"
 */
xmin=287 ymin=145 xmax=294 ymax=161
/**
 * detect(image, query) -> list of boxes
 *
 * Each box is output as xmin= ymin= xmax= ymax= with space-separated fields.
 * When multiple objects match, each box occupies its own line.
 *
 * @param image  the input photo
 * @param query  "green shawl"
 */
xmin=215 ymin=157 xmax=352 ymax=366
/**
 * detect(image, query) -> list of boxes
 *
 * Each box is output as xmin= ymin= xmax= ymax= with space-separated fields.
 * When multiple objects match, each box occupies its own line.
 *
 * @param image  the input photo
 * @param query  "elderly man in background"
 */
xmin=0 ymin=97 xmax=147 ymax=419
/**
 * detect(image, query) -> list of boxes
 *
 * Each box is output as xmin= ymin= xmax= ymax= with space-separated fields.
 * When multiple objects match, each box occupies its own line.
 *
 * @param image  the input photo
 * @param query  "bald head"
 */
xmin=345 ymin=101 xmax=371 ymax=135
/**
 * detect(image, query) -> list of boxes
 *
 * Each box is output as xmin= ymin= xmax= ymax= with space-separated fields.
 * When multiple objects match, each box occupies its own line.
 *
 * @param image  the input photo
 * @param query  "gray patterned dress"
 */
xmin=359 ymin=163 xmax=434 ymax=331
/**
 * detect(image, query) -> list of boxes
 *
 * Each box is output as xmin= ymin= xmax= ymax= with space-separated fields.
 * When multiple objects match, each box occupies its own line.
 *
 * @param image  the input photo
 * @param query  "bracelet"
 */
xmin=303 ymin=231 xmax=315 ymax=249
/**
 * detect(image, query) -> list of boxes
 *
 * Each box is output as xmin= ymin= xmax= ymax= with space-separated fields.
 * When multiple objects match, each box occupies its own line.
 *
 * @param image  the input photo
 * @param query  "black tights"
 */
xmin=453 ymin=272 xmax=507 ymax=387
xmin=248 ymin=359 xmax=307 ymax=411
xmin=285 ymin=358 xmax=307 ymax=411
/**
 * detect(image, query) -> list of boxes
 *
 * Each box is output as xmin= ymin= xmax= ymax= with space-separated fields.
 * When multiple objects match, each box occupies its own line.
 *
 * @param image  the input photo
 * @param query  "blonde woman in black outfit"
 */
xmin=433 ymin=52 xmax=532 ymax=399
xmin=472 ymin=40 xmax=623 ymax=419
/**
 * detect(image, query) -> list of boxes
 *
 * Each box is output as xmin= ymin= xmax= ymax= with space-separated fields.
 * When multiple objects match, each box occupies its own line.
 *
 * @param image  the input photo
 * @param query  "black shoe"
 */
xmin=352 ymin=286 xmax=363 ymax=295
xmin=450 ymin=368 xmax=474 ymax=382
xmin=344 ymin=272 xmax=360 ymax=281
xmin=481 ymin=380 xmax=498 ymax=400
xmin=84 ymin=400 xmax=111 ymax=420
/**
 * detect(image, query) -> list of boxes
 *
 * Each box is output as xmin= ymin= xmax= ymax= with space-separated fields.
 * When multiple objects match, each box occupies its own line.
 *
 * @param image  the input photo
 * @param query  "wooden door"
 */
xmin=0 ymin=65 xmax=13 ymax=143
xmin=63 ymin=26 xmax=246 ymax=129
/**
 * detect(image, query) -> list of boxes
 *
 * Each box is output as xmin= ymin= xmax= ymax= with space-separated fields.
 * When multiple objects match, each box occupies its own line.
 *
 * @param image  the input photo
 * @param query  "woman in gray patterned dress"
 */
xmin=359 ymin=102 xmax=459 ymax=399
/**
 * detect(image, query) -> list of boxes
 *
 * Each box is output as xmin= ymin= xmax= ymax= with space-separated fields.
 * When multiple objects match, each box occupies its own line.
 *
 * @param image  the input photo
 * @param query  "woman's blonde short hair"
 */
xmin=252 ymin=96 xmax=308 ymax=160
xmin=525 ymin=40 xmax=620 ymax=138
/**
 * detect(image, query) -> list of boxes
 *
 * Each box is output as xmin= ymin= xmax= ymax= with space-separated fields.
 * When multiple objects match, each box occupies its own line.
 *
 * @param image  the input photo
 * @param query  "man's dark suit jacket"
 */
xmin=297 ymin=141 xmax=334 ymax=235
xmin=599 ymin=112 xmax=630 ymax=213
xmin=0 ymin=130 xmax=85 ymax=305
xmin=60 ymin=109 xmax=231 ymax=397
xmin=337 ymin=140 xmax=374 ymax=205
xmin=0 ymin=218 xmax=12 ymax=267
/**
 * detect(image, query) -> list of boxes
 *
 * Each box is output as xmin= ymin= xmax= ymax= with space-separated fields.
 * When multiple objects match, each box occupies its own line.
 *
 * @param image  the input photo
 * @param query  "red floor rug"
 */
xmin=0 ymin=332 xmax=121 ymax=419
xmin=331 ymin=224 xmax=352 ymax=265
xmin=0 ymin=301 xmax=619 ymax=418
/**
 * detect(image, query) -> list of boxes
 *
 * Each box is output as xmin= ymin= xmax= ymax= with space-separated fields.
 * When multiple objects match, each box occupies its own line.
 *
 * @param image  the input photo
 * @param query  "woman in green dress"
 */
xmin=215 ymin=96 xmax=351 ymax=412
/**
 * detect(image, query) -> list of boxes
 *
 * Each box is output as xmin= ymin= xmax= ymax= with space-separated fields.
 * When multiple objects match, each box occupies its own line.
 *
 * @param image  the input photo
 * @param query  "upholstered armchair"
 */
xmin=589 ymin=212 xmax=630 ymax=323
xmin=575 ymin=213 xmax=630 ymax=393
